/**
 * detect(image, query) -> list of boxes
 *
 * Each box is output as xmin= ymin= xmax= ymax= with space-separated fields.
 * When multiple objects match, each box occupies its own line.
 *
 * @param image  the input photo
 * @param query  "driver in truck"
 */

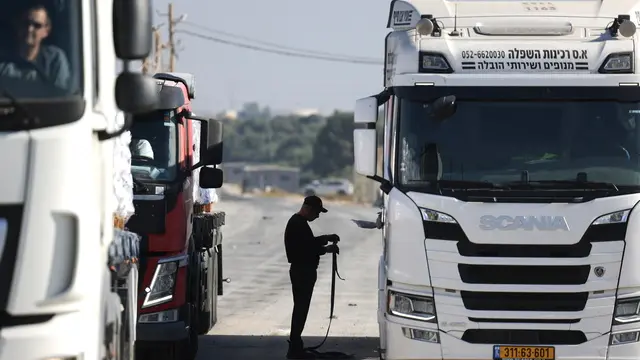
xmin=130 ymin=138 xmax=155 ymax=160
xmin=0 ymin=2 xmax=71 ymax=90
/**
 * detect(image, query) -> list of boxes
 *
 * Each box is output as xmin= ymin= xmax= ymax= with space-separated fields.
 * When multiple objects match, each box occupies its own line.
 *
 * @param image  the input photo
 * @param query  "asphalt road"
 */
xmin=196 ymin=192 xmax=382 ymax=360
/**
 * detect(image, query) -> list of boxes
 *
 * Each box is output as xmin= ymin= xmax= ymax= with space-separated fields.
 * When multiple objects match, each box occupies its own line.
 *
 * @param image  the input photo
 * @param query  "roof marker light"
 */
xmin=619 ymin=20 xmax=637 ymax=37
xmin=416 ymin=18 xmax=434 ymax=36
xmin=474 ymin=21 xmax=573 ymax=36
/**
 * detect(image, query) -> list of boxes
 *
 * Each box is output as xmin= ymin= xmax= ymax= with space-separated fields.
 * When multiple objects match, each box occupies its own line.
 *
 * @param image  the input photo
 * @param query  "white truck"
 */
xmin=0 ymin=0 xmax=159 ymax=359
xmin=353 ymin=1 xmax=640 ymax=359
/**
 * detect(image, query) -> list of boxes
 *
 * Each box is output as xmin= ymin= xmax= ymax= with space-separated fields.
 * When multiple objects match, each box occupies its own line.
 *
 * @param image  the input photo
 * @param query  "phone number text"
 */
xmin=461 ymin=50 xmax=507 ymax=60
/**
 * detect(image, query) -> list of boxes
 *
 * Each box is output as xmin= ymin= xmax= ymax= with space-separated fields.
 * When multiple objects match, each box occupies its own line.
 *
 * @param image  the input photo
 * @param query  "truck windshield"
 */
xmin=0 ymin=1 xmax=82 ymax=97
xmin=395 ymin=86 xmax=640 ymax=191
xmin=130 ymin=110 xmax=178 ymax=182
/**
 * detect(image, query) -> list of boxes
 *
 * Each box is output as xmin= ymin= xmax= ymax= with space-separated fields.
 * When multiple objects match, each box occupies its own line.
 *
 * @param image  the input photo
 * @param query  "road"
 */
xmin=196 ymin=192 xmax=382 ymax=360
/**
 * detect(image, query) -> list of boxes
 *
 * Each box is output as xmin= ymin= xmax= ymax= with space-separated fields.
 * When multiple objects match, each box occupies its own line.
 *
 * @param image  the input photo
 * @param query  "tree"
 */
xmin=309 ymin=111 xmax=354 ymax=178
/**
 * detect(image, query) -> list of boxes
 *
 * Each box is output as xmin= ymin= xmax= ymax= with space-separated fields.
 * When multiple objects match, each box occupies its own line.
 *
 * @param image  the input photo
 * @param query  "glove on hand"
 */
xmin=325 ymin=244 xmax=340 ymax=254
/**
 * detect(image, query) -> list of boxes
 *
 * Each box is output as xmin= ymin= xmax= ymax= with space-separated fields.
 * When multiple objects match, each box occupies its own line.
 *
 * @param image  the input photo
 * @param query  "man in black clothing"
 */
xmin=284 ymin=195 xmax=340 ymax=359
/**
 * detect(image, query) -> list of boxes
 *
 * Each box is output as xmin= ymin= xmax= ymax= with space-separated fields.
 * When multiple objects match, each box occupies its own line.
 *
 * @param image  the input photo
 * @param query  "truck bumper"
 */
xmin=0 ymin=311 xmax=94 ymax=360
xmin=383 ymin=316 xmax=640 ymax=360
xmin=137 ymin=320 xmax=189 ymax=341
xmin=136 ymin=304 xmax=191 ymax=342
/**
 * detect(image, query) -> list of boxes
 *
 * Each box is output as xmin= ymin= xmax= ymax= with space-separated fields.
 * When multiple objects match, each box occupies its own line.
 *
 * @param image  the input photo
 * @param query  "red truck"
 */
xmin=126 ymin=72 xmax=227 ymax=360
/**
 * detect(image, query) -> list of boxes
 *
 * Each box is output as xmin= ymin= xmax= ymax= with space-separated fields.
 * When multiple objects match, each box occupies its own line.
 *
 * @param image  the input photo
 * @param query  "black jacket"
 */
xmin=284 ymin=213 xmax=328 ymax=269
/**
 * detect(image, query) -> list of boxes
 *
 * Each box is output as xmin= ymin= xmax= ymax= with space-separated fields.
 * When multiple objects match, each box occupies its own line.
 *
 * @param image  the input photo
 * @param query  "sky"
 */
xmin=150 ymin=0 xmax=390 ymax=115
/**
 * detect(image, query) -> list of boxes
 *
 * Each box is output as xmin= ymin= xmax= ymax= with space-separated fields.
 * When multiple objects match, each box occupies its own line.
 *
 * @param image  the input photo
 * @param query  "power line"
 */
xmin=181 ymin=21 xmax=380 ymax=63
xmin=177 ymin=30 xmax=383 ymax=65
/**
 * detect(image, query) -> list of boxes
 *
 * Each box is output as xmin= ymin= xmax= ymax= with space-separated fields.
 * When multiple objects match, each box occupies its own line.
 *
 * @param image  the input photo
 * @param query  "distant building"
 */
xmin=221 ymin=162 xmax=301 ymax=193
xmin=218 ymin=109 xmax=238 ymax=120
xmin=291 ymin=108 xmax=320 ymax=117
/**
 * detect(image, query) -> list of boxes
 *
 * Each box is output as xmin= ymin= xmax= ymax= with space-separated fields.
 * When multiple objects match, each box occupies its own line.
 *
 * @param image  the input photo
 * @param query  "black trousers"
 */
xmin=289 ymin=266 xmax=317 ymax=349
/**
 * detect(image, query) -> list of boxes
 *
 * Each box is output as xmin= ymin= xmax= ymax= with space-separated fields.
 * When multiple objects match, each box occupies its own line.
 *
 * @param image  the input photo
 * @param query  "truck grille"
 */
xmin=458 ymin=264 xmax=590 ymax=285
xmin=461 ymin=291 xmax=588 ymax=311
xmin=424 ymin=221 xmax=626 ymax=257
xmin=461 ymin=329 xmax=587 ymax=345
xmin=422 ymin=218 xmax=626 ymax=339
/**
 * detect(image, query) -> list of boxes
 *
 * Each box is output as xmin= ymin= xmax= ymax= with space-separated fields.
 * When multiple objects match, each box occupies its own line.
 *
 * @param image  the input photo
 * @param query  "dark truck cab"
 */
xmin=127 ymin=72 xmax=226 ymax=360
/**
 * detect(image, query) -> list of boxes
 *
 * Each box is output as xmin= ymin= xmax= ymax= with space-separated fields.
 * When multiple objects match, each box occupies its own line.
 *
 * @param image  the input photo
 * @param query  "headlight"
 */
xmin=419 ymin=52 xmax=453 ymax=73
xmin=611 ymin=331 xmax=640 ymax=345
xmin=592 ymin=209 xmax=630 ymax=225
xmin=420 ymin=208 xmax=457 ymax=224
xmin=142 ymin=260 xmax=180 ymax=308
xmin=614 ymin=297 xmax=640 ymax=324
xmin=599 ymin=52 xmax=633 ymax=74
xmin=388 ymin=290 xmax=436 ymax=322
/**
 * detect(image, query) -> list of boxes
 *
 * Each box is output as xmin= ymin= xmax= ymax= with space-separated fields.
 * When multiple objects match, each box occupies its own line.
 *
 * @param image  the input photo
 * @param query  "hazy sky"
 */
xmin=151 ymin=0 xmax=390 ymax=115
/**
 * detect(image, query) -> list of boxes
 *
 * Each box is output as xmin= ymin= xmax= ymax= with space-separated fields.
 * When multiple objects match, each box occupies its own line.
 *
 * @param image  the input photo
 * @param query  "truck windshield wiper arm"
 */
xmin=502 ymin=180 xmax=619 ymax=191
xmin=407 ymin=179 xmax=504 ymax=189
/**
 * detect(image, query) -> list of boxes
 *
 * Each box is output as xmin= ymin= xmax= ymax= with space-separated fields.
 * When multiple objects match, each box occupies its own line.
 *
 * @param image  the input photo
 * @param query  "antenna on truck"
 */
xmin=449 ymin=2 xmax=460 ymax=36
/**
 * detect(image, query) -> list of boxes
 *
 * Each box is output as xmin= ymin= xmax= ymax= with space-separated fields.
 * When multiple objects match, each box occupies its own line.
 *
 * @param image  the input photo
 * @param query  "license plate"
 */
xmin=493 ymin=345 xmax=555 ymax=360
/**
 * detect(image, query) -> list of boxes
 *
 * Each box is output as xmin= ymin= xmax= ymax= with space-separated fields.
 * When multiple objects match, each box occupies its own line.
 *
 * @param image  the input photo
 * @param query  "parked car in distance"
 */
xmin=303 ymin=178 xmax=354 ymax=197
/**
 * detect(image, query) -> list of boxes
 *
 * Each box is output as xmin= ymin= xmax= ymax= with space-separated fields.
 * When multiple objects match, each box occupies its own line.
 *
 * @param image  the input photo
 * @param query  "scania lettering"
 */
xmin=0 ymin=0 xmax=158 ymax=359
xmin=478 ymin=215 xmax=570 ymax=231
xmin=352 ymin=1 xmax=640 ymax=359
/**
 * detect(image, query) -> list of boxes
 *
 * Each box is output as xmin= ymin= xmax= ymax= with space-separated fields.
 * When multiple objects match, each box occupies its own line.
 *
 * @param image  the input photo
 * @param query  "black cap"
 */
xmin=303 ymin=195 xmax=328 ymax=213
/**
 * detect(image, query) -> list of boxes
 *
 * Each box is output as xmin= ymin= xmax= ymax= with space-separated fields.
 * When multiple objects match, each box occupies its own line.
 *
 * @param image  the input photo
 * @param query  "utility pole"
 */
xmin=168 ymin=3 xmax=176 ymax=72
xmin=142 ymin=3 xmax=185 ymax=73
xmin=141 ymin=26 xmax=165 ymax=74
xmin=165 ymin=3 xmax=187 ymax=72
xmin=153 ymin=27 xmax=164 ymax=73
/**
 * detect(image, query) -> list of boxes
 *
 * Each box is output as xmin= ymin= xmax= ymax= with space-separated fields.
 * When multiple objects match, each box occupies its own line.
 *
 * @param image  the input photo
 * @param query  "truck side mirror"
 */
xmin=113 ymin=0 xmax=153 ymax=60
xmin=187 ymin=116 xmax=223 ymax=168
xmin=199 ymin=167 xmax=223 ymax=189
xmin=199 ymin=118 xmax=223 ymax=166
xmin=353 ymin=97 xmax=378 ymax=177
xmin=115 ymin=72 xmax=158 ymax=114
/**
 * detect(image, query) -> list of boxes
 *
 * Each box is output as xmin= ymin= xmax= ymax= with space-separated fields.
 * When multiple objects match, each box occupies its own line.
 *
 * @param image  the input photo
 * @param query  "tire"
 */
xmin=337 ymin=190 xmax=347 ymax=196
xmin=304 ymin=189 xmax=315 ymax=196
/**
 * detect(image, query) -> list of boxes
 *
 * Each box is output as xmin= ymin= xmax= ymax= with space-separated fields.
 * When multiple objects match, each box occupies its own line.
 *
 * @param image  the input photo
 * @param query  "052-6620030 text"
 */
xmin=461 ymin=50 xmax=507 ymax=60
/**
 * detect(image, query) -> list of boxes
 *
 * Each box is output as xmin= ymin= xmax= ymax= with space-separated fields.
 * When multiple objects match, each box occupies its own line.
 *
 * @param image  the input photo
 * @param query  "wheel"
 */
xmin=337 ymin=190 xmax=347 ymax=196
xmin=304 ymin=189 xmax=315 ymax=196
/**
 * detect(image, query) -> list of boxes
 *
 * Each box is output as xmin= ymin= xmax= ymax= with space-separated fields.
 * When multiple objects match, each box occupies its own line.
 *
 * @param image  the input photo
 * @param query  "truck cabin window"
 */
xmin=397 ymin=91 xmax=640 ymax=192
xmin=130 ymin=111 xmax=178 ymax=182
xmin=0 ymin=0 xmax=81 ymax=97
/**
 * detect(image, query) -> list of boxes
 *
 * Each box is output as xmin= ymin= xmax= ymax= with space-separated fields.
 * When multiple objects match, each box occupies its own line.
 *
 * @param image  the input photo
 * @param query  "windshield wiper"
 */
xmin=502 ymin=180 xmax=619 ymax=191
xmin=407 ymin=179 xmax=504 ymax=189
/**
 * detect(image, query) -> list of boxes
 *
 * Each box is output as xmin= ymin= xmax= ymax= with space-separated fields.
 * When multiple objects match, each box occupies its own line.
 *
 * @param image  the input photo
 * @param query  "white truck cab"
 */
xmin=353 ymin=1 xmax=640 ymax=359
xmin=0 ymin=0 xmax=157 ymax=359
